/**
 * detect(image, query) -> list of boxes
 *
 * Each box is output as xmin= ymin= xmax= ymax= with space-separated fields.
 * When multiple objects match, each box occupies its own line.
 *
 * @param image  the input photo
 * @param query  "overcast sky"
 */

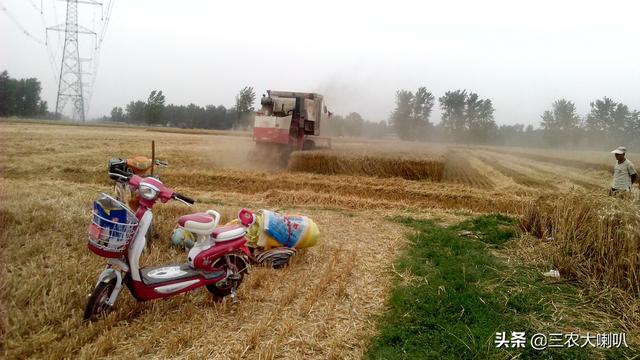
xmin=1 ymin=0 xmax=639 ymax=126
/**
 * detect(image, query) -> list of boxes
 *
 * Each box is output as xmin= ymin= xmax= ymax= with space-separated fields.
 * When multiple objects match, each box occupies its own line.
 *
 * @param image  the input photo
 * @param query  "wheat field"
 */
xmin=0 ymin=120 xmax=633 ymax=358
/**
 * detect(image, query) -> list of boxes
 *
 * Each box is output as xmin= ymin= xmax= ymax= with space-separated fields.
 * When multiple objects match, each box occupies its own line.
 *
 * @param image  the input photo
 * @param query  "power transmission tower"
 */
xmin=47 ymin=0 xmax=101 ymax=121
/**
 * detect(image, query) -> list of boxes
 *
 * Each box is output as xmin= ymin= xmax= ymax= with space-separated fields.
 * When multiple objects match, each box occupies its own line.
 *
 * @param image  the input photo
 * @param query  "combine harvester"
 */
xmin=251 ymin=90 xmax=332 ymax=163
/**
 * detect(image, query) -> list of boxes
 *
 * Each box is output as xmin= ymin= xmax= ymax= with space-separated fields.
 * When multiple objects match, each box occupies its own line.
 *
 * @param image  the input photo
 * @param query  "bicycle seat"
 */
xmin=179 ymin=212 xmax=217 ymax=235
xmin=212 ymin=224 xmax=246 ymax=242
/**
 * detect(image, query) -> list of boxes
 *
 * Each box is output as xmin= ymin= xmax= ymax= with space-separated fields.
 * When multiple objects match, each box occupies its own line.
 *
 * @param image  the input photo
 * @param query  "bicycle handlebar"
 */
xmin=172 ymin=192 xmax=195 ymax=205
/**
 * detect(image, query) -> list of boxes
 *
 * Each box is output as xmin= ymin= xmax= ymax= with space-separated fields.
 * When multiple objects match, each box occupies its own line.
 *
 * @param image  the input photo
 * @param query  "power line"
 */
xmin=51 ymin=0 xmax=62 ymax=42
xmin=86 ymin=0 xmax=114 ymax=115
xmin=3 ymin=0 xmax=113 ymax=119
xmin=0 ymin=2 xmax=46 ymax=45
xmin=32 ymin=0 xmax=61 ymax=83
xmin=1 ymin=2 xmax=58 ymax=84
xmin=27 ymin=0 xmax=41 ymax=13
xmin=96 ymin=0 xmax=113 ymax=49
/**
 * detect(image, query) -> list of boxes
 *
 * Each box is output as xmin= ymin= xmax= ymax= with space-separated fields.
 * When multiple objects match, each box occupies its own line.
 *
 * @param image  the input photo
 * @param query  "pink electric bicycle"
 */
xmin=84 ymin=168 xmax=251 ymax=321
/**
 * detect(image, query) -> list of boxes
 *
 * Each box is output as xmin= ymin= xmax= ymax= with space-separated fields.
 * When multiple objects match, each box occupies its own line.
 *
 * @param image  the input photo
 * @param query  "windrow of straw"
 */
xmin=287 ymin=151 xmax=445 ymax=181
xmin=520 ymin=193 xmax=640 ymax=299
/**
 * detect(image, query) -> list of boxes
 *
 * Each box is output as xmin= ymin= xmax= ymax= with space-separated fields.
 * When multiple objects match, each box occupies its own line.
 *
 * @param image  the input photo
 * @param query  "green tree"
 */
xmin=628 ymin=110 xmax=640 ymax=138
xmin=468 ymin=98 xmax=496 ymax=143
xmin=37 ymin=100 xmax=48 ymax=116
xmin=611 ymin=103 xmax=631 ymax=133
xmin=204 ymin=104 xmax=232 ymax=129
xmin=125 ymin=101 xmax=146 ymax=124
xmin=585 ymin=97 xmax=616 ymax=132
xmin=110 ymin=106 xmax=124 ymax=122
xmin=390 ymin=87 xmax=435 ymax=141
xmin=465 ymin=93 xmax=482 ymax=125
xmin=226 ymin=108 xmax=238 ymax=129
xmin=145 ymin=90 xmax=166 ymax=125
xmin=0 ymin=70 xmax=48 ymax=118
xmin=344 ymin=112 xmax=365 ymax=137
xmin=234 ymin=86 xmax=256 ymax=129
xmin=541 ymin=100 xmax=580 ymax=130
xmin=438 ymin=90 xmax=496 ymax=143
xmin=540 ymin=110 xmax=555 ymax=130
xmin=540 ymin=99 xmax=581 ymax=146
xmin=554 ymin=99 xmax=580 ymax=130
xmin=0 ymin=70 xmax=15 ymax=116
xmin=412 ymin=87 xmax=435 ymax=139
xmin=216 ymin=105 xmax=233 ymax=129
xmin=19 ymin=78 xmax=42 ymax=117
xmin=439 ymin=90 xmax=467 ymax=140
xmin=390 ymin=90 xmax=414 ymax=140
xmin=10 ymin=78 xmax=41 ymax=117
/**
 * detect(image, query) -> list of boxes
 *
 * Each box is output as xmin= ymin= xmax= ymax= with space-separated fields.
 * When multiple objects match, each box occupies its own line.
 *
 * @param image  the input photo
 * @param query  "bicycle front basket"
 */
xmin=87 ymin=193 xmax=138 ymax=258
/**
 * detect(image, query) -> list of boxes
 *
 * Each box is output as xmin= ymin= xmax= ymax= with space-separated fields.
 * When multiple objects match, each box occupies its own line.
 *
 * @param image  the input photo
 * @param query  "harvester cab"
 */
xmin=253 ymin=90 xmax=331 ymax=158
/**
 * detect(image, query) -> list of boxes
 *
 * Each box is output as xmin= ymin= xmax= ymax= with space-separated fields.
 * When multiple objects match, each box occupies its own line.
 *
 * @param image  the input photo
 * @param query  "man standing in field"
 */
xmin=609 ymin=146 xmax=637 ymax=195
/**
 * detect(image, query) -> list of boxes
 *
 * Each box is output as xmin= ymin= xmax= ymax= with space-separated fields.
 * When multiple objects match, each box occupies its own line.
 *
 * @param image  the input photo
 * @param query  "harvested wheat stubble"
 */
xmin=474 ymin=152 xmax=554 ymax=189
xmin=480 ymin=147 xmax=612 ymax=172
xmin=146 ymin=127 xmax=251 ymax=137
xmin=2 ymin=176 xmax=407 ymax=359
xmin=287 ymin=151 xmax=445 ymax=181
xmin=1 ymin=123 xmax=415 ymax=359
xmin=6 ymin=121 xmax=632 ymax=357
xmin=160 ymin=168 xmax=523 ymax=214
xmin=488 ymin=150 xmax=605 ymax=191
xmin=442 ymin=150 xmax=494 ymax=189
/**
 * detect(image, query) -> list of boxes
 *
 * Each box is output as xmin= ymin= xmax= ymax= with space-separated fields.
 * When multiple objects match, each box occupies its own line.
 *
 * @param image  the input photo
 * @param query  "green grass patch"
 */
xmin=365 ymin=214 xmax=635 ymax=359
xmin=449 ymin=213 xmax=517 ymax=246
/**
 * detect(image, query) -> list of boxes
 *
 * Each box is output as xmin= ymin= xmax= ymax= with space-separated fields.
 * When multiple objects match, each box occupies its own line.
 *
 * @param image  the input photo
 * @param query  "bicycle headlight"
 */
xmin=138 ymin=183 xmax=159 ymax=200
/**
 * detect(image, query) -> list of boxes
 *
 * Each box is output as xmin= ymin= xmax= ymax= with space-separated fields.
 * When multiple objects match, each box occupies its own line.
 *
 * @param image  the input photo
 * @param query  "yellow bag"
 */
xmin=260 ymin=210 xmax=319 ymax=250
xmin=230 ymin=210 xmax=320 ymax=250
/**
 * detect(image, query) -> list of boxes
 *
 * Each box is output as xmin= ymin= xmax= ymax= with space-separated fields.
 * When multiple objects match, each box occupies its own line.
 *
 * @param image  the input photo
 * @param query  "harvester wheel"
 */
xmin=302 ymin=140 xmax=315 ymax=150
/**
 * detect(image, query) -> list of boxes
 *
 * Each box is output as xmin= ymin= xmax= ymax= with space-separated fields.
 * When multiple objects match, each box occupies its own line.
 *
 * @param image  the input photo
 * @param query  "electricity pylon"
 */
xmin=47 ymin=0 xmax=101 ymax=121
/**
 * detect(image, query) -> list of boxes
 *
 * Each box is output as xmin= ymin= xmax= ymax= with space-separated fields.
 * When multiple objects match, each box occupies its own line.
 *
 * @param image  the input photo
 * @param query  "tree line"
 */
xmin=476 ymin=97 xmax=640 ymax=149
xmin=389 ymin=87 xmax=497 ymax=143
xmin=387 ymin=86 xmax=640 ymax=149
xmin=4 ymin=70 xmax=638 ymax=150
xmin=323 ymin=112 xmax=390 ymax=138
xmin=0 ymin=70 xmax=49 ymax=118
xmin=538 ymin=98 xmax=640 ymax=149
xmin=110 ymin=86 xmax=256 ymax=130
xmin=112 ymin=87 xmax=390 ymax=138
